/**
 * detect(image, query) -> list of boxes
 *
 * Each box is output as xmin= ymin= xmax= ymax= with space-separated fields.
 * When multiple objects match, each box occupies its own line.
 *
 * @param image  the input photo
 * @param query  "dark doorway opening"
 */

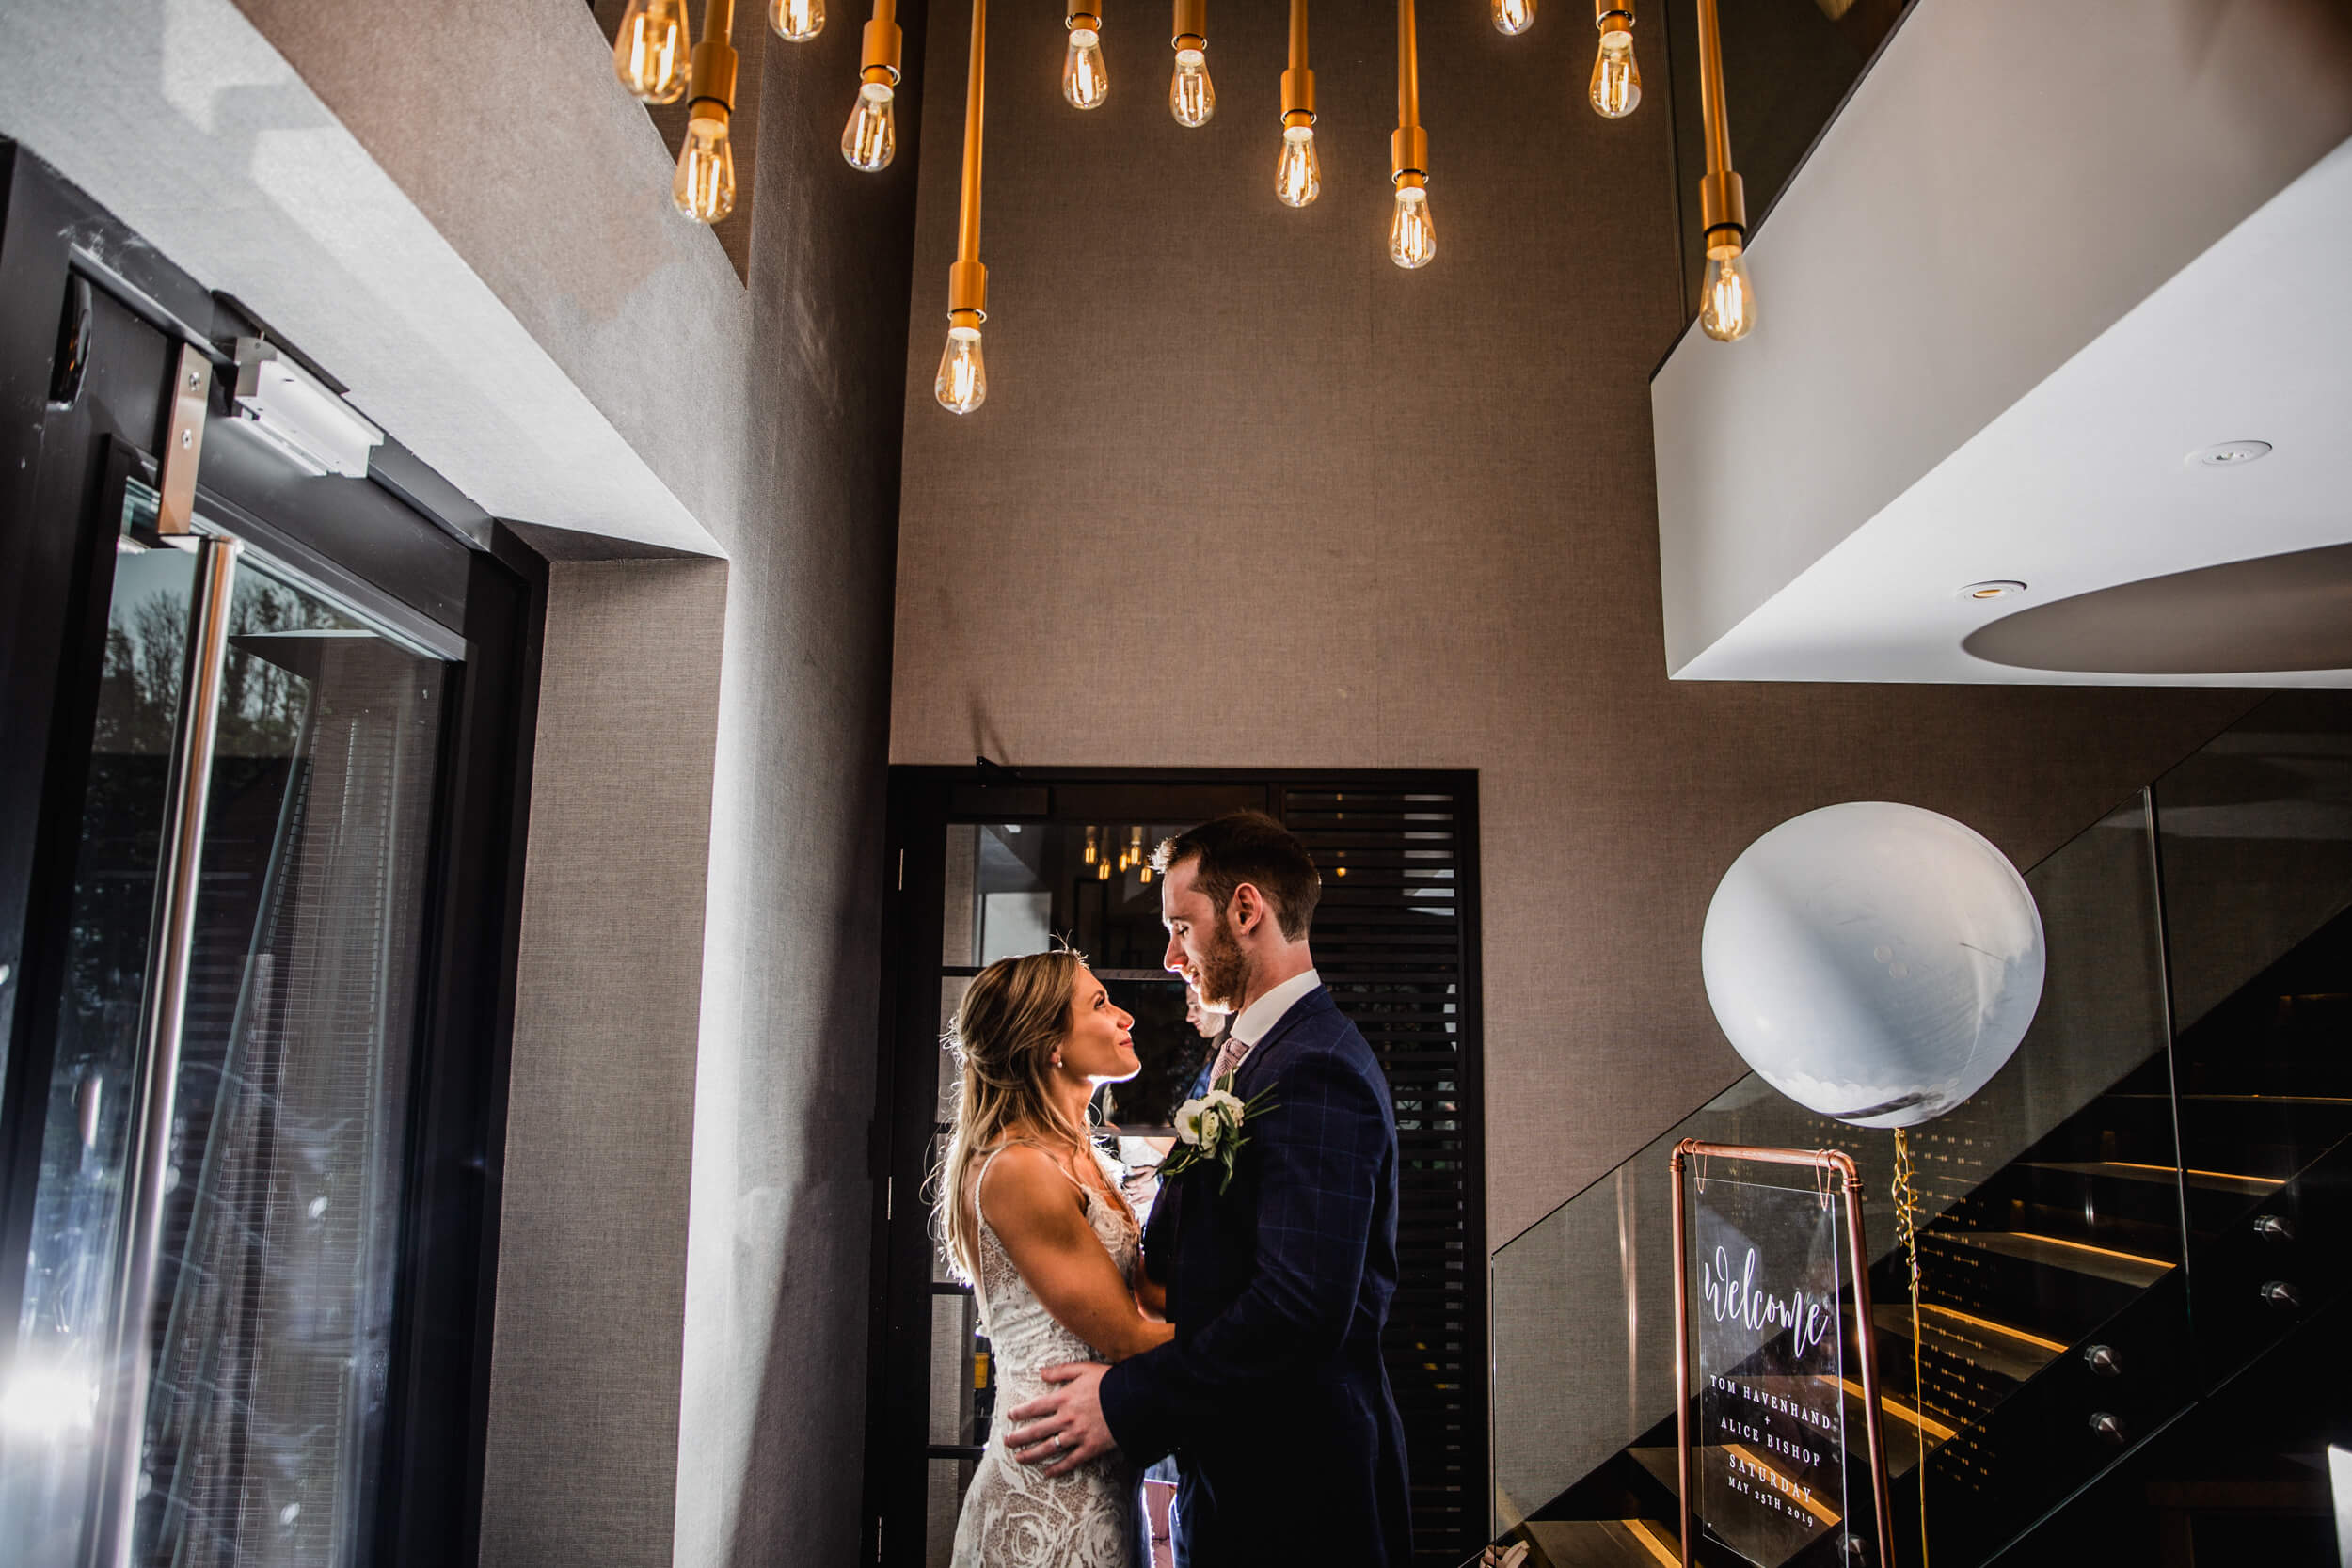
xmin=866 ymin=768 xmax=1486 ymax=1566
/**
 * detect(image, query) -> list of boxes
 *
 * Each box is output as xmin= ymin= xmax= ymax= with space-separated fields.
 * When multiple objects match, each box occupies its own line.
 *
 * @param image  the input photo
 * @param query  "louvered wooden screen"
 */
xmin=1279 ymin=782 xmax=1484 ymax=1566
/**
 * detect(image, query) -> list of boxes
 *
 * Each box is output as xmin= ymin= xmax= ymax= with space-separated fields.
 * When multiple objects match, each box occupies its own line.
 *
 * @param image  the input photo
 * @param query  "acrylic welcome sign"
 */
xmin=1671 ymin=1143 xmax=1895 ymax=1568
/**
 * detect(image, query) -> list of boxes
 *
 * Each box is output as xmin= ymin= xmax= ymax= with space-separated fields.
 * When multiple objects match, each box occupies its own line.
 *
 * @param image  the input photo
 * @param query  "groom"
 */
xmin=1006 ymin=810 xmax=1412 ymax=1566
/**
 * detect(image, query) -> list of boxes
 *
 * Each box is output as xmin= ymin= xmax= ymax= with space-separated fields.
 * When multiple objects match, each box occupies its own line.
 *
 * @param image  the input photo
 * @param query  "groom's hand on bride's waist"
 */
xmin=1006 ymin=1362 xmax=1112 ymax=1478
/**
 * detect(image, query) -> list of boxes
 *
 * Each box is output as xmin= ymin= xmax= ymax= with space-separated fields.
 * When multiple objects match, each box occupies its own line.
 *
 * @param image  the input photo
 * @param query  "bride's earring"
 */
xmin=1051 ymin=1052 xmax=1063 ymax=1069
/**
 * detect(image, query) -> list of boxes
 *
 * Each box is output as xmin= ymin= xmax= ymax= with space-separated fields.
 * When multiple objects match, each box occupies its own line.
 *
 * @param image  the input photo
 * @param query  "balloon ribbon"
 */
xmin=1892 ymin=1128 xmax=1928 ymax=1567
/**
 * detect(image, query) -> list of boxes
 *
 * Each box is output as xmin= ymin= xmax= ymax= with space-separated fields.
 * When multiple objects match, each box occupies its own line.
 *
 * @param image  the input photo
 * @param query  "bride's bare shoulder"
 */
xmin=976 ymin=1143 xmax=1085 ymax=1233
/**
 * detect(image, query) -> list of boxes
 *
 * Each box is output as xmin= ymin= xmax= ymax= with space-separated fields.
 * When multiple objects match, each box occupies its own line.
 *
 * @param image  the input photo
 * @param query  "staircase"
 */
xmin=1480 ymin=692 xmax=2352 ymax=1568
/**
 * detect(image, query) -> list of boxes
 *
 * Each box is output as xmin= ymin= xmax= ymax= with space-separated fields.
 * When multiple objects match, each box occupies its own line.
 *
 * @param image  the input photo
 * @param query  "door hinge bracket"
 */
xmin=157 ymin=343 xmax=212 ymax=540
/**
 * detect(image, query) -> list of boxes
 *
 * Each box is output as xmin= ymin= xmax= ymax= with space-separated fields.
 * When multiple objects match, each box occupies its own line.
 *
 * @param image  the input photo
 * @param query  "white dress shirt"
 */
xmin=1210 ymin=966 xmax=1322 ymax=1083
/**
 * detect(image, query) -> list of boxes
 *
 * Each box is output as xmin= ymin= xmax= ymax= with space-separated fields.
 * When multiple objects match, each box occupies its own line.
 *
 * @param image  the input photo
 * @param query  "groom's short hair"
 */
xmin=1153 ymin=810 xmax=1321 ymax=941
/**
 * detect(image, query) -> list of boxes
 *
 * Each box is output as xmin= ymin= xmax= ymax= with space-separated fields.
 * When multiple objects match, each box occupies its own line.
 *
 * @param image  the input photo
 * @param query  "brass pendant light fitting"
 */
xmin=1280 ymin=0 xmax=1313 ymax=129
xmin=674 ymin=0 xmax=740 ymax=221
xmin=1171 ymin=0 xmax=1205 ymax=55
xmin=936 ymin=0 xmax=991 ymax=411
xmin=1693 ymin=0 xmax=1756 ymax=338
xmin=1589 ymin=0 xmax=1642 ymax=119
xmin=860 ymin=0 xmax=904 ymax=87
xmin=842 ymin=0 xmax=904 ymax=170
xmin=687 ymin=0 xmax=739 ymax=128
xmin=1693 ymin=0 xmax=1741 ymax=255
xmin=1168 ymin=0 xmax=1214 ymax=127
xmin=1274 ymin=0 xmax=1319 ymax=207
xmin=1064 ymin=2 xmax=1108 ymax=110
xmin=1387 ymin=0 xmax=1435 ymax=266
xmin=1391 ymin=0 xmax=1424 ymax=189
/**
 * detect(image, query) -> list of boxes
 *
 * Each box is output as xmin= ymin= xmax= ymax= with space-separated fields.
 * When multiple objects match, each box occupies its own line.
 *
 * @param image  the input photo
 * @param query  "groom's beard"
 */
xmin=1191 ymin=911 xmax=1250 ymax=1012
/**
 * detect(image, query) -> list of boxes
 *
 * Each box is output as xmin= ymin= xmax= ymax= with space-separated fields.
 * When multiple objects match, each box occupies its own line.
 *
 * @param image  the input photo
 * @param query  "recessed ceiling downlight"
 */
xmin=2188 ymin=440 xmax=2272 ymax=467
xmin=1959 ymin=580 xmax=2027 ymax=602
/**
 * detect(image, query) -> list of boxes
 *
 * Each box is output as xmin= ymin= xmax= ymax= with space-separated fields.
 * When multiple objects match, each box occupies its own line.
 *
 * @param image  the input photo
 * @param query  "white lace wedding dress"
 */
xmin=951 ymin=1144 xmax=1142 ymax=1568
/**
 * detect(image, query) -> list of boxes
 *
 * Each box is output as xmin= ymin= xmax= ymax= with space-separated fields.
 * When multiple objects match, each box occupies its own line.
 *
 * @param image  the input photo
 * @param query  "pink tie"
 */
xmin=1209 ymin=1032 xmax=1250 ymax=1087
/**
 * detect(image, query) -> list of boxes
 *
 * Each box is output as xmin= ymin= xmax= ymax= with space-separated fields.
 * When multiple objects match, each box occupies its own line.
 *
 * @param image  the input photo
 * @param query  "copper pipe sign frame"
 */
xmin=1669 ymin=1140 xmax=1897 ymax=1568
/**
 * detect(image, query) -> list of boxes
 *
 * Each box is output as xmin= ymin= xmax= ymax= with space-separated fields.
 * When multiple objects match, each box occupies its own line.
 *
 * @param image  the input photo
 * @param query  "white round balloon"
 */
xmin=1701 ymin=802 xmax=2045 ymax=1129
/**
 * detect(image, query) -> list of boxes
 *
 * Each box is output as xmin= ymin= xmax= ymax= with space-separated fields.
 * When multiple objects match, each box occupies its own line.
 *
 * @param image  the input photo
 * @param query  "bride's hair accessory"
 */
xmin=1160 ymin=1069 xmax=1278 ymax=1193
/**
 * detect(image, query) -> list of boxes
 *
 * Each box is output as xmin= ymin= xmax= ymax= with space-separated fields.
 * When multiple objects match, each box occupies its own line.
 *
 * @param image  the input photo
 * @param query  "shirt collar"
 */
xmin=1228 ymin=968 xmax=1322 ymax=1049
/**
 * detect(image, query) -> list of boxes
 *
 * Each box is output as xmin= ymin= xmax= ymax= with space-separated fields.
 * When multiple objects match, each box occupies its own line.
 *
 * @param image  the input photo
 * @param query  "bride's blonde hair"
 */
xmin=935 ymin=948 xmax=1093 ymax=1283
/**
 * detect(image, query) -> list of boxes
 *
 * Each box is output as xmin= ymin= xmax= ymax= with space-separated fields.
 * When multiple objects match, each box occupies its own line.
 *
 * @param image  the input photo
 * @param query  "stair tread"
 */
xmin=1510 ymin=1518 xmax=1683 ymax=1568
xmin=2020 ymin=1159 xmax=2284 ymax=1196
xmin=1935 ymin=1227 xmax=2175 ymax=1287
xmin=1871 ymin=1303 xmax=2060 ymax=1384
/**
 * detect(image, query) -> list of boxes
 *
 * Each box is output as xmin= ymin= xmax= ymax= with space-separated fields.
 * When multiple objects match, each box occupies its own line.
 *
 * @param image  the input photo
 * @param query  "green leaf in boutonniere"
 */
xmin=1159 ymin=1071 xmax=1279 ymax=1194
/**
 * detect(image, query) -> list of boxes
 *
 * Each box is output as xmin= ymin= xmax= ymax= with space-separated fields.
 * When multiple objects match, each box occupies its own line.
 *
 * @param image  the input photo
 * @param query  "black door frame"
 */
xmin=0 ymin=140 xmax=542 ymax=1567
xmin=865 ymin=766 xmax=1487 ymax=1566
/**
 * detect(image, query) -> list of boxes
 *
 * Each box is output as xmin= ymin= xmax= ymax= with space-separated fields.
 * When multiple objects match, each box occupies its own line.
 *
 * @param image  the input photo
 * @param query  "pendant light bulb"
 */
xmin=843 ymin=83 xmax=898 ymax=169
xmin=771 ymin=0 xmax=826 ymax=40
xmin=1699 ymin=243 xmax=1756 ymax=341
xmin=614 ymin=0 xmax=691 ymax=102
xmin=1275 ymin=125 xmax=1321 ymax=207
xmin=1169 ymin=48 xmax=1215 ymax=126
xmin=1589 ymin=8 xmax=1640 ymax=118
xmin=1491 ymin=0 xmax=1534 ymax=35
xmin=1064 ymin=24 xmax=1109 ymax=109
xmin=936 ymin=325 xmax=988 ymax=414
xmin=674 ymin=112 xmax=737 ymax=222
xmin=1389 ymin=185 xmax=1436 ymax=269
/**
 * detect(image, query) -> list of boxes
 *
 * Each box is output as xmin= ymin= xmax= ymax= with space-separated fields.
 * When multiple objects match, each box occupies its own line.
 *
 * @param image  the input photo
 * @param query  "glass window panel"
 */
xmin=939 ymin=975 xmax=972 ymax=1128
xmin=931 ymin=1132 xmax=959 ymax=1284
xmin=0 ymin=525 xmax=453 ymax=1568
xmin=942 ymin=825 xmax=978 ymax=968
xmin=1 ymin=544 xmax=199 ymax=1564
xmin=927 ymin=1291 xmax=987 ymax=1448
xmin=135 ymin=559 xmax=449 ymax=1566
xmin=926 ymin=1456 xmax=978 ymax=1568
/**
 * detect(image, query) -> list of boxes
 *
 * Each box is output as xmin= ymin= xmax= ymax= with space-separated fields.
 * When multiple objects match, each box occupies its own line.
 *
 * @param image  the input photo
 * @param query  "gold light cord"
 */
xmin=1892 ymin=1128 xmax=1928 ymax=1566
xmin=956 ymin=0 xmax=986 ymax=276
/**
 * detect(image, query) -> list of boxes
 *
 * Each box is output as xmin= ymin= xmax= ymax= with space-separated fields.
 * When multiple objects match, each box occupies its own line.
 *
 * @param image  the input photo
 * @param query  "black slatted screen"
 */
xmin=1280 ymin=784 xmax=1484 ymax=1565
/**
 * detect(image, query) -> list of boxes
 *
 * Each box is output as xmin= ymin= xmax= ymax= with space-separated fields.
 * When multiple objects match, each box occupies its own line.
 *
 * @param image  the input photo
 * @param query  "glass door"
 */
xmin=0 ymin=471 xmax=453 ymax=1568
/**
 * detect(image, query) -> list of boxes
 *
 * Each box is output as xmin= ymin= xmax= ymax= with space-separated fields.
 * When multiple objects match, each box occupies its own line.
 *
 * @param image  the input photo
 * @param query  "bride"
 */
xmin=940 ymin=950 xmax=1174 ymax=1567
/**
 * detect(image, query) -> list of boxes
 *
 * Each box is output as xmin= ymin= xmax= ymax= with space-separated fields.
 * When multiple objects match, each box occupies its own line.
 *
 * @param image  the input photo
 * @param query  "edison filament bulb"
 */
xmin=673 ymin=113 xmax=737 ymax=222
xmin=1590 ymin=18 xmax=1641 ymax=118
xmin=1492 ymin=0 xmax=1535 ymax=35
xmin=936 ymin=325 xmax=988 ymax=414
xmin=842 ymin=83 xmax=898 ymax=170
xmin=771 ymin=0 xmax=825 ymax=40
xmin=613 ymin=0 xmax=691 ymax=103
xmin=1700 ymin=244 xmax=1756 ymax=341
xmin=1064 ymin=26 xmax=1109 ymax=108
xmin=1275 ymin=125 xmax=1321 ymax=208
xmin=1389 ymin=185 xmax=1436 ymax=269
xmin=1169 ymin=48 xmax=1215 ymax=127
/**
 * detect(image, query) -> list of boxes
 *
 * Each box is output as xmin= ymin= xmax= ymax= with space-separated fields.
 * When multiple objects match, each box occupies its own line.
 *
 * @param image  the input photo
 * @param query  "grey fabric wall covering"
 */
xmin=486 ymin=560 xmax=727 ymax=1568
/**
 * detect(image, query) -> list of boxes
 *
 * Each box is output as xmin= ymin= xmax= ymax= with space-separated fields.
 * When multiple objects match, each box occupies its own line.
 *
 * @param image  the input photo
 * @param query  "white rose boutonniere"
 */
xmin=1160 ymin=1072 xmax=1277 ymax=1193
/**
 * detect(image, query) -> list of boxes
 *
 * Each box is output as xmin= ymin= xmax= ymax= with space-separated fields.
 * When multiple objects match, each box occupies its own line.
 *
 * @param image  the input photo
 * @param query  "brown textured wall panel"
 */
xmin=885 ymin=0 xmax=2257 ymax=1243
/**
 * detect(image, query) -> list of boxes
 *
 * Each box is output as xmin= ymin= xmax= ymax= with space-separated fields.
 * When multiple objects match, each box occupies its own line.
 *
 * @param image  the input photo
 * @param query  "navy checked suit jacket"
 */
xmin=1100 ymin=986 xmax=1412 ymax=1567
